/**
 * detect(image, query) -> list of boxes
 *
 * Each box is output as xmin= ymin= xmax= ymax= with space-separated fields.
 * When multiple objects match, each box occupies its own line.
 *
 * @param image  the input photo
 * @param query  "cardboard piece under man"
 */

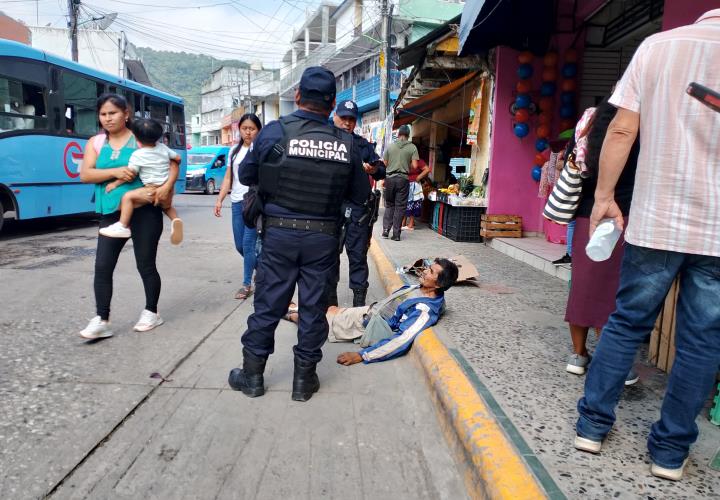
xmin=329 ymin=99 xmax=386 ymax=308
xmin=228 ymin=66 xmax=368 ymax=402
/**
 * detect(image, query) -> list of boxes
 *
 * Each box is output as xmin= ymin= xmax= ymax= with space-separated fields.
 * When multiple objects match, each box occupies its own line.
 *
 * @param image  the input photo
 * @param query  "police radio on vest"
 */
xmin=288 ymin=138 xmax=349 ymax=162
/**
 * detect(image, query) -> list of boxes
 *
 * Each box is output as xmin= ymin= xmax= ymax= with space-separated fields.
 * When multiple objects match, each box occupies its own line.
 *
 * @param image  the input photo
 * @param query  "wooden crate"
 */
xmin=480 ymin=214 xmax=522 ymax=238
xmin=648 ymin=279 xmax=680 ymax=373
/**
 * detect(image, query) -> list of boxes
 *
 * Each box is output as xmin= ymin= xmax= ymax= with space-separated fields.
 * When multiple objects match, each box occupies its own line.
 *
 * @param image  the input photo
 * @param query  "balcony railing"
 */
xmin=279 ymin=44 xmax=337 ymax=94
xmin=336 ymin=71 xmax=402 ymax=104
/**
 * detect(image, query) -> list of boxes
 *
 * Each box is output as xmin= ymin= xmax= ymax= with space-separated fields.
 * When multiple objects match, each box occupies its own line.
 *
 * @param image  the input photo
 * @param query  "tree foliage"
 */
xmin=135 ymin=47 xmax=249 ymax=117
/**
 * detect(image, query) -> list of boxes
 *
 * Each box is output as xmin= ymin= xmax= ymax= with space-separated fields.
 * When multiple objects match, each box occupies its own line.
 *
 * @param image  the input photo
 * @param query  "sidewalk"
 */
xmin=372 ymin=221 xmax=720 ymax=498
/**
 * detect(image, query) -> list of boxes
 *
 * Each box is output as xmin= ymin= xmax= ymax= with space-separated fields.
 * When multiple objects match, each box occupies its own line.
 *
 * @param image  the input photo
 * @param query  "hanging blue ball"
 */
xmin=515 ymin=94 xmax=531 ymax=108
xmin=560 ymin=104 xmax=575 ymax=118
xmin=517 ymin=64 xmax=534 ymax=79
xmin=514 ymin=122 xmax=530 ymax=138
xmin=561 ymin=63 xmax=578 ymax=78
xmin=560 ymin=92 xmax=575 ymax=105
xmin=535 ymin=138 xmax=549 ymax=152
xmin=540 ymin=82 xmax=556 ymax=96
xmin=532 ymin=166 xmax=543 ymax=182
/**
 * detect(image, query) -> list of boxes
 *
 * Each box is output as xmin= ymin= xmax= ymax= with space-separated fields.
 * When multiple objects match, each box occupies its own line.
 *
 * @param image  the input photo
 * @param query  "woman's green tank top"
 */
xmin=94 ymin=135 xmax=143 ymax=214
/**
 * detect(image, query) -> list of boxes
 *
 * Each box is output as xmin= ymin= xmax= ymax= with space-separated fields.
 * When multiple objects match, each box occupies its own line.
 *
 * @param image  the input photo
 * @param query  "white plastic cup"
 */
xmin=585 ymin=218 xmax=622 ymax=262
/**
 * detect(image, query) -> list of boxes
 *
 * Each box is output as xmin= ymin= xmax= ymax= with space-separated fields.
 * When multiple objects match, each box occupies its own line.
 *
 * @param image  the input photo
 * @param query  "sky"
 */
xmin=1 ymin=0 xmax=331 ymax=68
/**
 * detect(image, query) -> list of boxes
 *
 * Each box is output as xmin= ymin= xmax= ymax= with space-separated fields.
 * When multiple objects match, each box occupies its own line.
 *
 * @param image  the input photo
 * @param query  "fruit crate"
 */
xmin=480 ymin=214 xmax=522 ymax=239
xmin=443 ymin=206 xmax=484 ymax=242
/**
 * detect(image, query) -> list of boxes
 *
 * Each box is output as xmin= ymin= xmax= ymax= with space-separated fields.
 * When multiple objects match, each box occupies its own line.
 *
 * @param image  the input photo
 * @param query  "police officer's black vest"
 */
xmin=258 ymin=115 xmax=354 ymax=217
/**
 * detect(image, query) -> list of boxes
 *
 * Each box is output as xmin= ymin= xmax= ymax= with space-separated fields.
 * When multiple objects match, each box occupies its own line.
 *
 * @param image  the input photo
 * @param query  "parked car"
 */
xmin=185 ymin=146 xmax=229 ymax=194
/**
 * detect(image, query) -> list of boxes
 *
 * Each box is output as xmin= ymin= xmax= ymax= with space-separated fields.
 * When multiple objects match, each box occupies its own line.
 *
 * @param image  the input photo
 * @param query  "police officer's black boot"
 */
xmin=228 ymin=349 xmax=266 ymax=398
xmin=291 ymin=356 xmax=320 ymax=402
xmin=352 ymin=288 xmax=367 ymax=307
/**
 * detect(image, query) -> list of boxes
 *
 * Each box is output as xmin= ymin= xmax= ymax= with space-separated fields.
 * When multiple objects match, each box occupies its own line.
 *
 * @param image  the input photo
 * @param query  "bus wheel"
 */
xmin=205 ymin=179 xmax=215 ymax=195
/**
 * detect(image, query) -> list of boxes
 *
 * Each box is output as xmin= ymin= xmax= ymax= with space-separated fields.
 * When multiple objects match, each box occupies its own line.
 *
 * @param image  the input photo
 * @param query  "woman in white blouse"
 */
xmin=214 ymin=113 xmax=262 ymax=299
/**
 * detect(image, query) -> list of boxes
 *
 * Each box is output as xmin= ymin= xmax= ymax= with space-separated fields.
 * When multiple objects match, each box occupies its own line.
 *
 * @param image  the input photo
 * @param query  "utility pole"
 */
xmin=379 ymin=0 xmax=390 ymax=120
xmin=247 ymin=68 xmax=253 ymax=114
xmin=67 ymin=0 xmax=80 ymax=62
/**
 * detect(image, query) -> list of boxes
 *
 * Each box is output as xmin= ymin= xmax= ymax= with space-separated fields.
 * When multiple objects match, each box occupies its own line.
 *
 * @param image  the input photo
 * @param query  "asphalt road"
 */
xmin=0 ymin=193 xmax=465 ymax=499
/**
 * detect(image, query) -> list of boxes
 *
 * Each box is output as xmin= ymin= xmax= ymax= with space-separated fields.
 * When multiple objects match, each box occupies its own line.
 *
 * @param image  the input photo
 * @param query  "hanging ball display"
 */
xmin=561 ymin=79 xmax=577 ymax=92
xmin=542 ymin=67 xmax=557 ymax=82
xmin=539 ymin=97 xmax=554 ymax=112
xmin=560 ymin=105 xmax=575 ymax=119
xmin=543 ymin=52 xmax=559 ymax=67
xmin=536 ymin=124 xmax=551 ymax=139
xmin=560 ymin=91 xmax=575 ymax=105
xmin=560 ymin=119 xmax=575 ymax=131
xmin=534 ymin=153 xmax=546 ymax=165
xmin=535 ymin=138 xmax=549 ymax=152
xmin=538 ymin=112 xmax=552 ymax=125
xmin=517 ymin=63 xmax=534 ymax=79
xmin=514 ymin=122 xmax=530 ymax=138
xmin=518 ymin=51 xmax=534 ymax=64
xmin=515 ymin=94 xmax=531 ymax=108
xmin=565 ymin=48 xmax=578 ymax=63
xmin=540 ymin=82 xmax=556 ymax=96
xmin=561 ymin=63 xmax=578 ymax=78
xmin=532 ymin=166 xmax=543 ymax=182
xmin=514 ymin=108 xmax=530 ymax=123
xmin=516 ymin=80 xmax=532 ymax=93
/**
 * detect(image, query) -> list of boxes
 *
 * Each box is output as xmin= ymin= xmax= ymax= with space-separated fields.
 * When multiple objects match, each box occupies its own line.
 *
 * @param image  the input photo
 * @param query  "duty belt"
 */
xmin=265 ymin=216 xmax=338 ymax=236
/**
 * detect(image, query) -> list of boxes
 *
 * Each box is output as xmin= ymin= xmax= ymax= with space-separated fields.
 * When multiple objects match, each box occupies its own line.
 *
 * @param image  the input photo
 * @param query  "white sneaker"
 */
xmin=133 ymin=309 xmax=164 ymax=332
xmin=80 ymin=316 xmax=113 ymax=340
xmin=99 ymin=222 xmax=131 ymax=238
xmin=170 ymin=218 xmax=183 ymax=245
xmin=574 ymin=434 xmax=602 ymax=454
xmin=651 ymin=459 xmax=687 ymax=481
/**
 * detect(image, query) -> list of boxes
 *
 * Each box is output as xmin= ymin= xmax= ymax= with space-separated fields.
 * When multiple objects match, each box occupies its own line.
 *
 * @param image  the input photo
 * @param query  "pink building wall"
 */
xmin=486 ymin=0 xmax=716 ymax=234
xmin=662 ymin=0 xmax=720 ymax=30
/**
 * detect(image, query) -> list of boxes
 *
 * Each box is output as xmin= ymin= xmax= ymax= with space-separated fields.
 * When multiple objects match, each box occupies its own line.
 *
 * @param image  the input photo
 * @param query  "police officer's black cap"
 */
xmin=335 ymin=100 xmax=359 ymax=119
xmin=299 ymin=66 xmax=336 ymax=103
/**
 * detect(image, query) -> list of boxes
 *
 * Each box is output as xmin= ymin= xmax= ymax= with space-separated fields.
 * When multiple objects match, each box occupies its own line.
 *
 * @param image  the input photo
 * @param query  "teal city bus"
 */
xmin=0 ymin=39 xmax=187 ymax=232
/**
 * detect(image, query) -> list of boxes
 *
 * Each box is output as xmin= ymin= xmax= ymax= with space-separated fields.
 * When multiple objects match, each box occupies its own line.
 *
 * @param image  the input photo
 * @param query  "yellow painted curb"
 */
xmin=368 ymin=241 xmax=546 ymax=500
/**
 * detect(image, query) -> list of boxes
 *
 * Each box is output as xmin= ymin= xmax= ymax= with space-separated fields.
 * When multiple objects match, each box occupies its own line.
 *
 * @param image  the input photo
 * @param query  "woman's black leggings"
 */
xmin=94 ymin=205 xmax=163 ymax=320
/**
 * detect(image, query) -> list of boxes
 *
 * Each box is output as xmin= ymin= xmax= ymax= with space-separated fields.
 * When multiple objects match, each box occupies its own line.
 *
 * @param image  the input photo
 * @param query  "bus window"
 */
xmin=171 ymin=105 xmax=186 ymax=148
xmin=0 ymin=76 xmax=47 ymax=133
xmin=123 ymin=90 xmax=143 ymax=118
xmin=62 ymin=72 xmax=104 ymax=136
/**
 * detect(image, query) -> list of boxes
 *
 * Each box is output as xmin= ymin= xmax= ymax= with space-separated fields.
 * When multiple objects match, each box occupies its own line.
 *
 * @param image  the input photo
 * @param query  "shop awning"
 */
xmin=394 ymin=71 xmax=479 ymax=128
xmin=459 ymin=0 xmax=556 ymax=56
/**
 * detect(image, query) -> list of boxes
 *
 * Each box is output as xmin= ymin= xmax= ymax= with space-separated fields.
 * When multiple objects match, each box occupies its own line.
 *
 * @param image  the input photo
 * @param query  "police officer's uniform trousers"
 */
xmin=243 ymin=226 xmax=336 ymax=363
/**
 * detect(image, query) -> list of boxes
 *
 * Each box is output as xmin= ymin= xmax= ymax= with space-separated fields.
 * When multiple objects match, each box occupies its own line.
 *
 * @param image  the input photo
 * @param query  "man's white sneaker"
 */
xmin=133 ymin=309 xmax=164 ymax=332
xmin=99 ymin=222 xmax=131 ymax=238
xmin=80 ymin=316 xmax=113 ymax=340
xmin=651 ymin=459 xmax=687 ymax=481
xmin=574 ymin=435 xmax=602 ymax=453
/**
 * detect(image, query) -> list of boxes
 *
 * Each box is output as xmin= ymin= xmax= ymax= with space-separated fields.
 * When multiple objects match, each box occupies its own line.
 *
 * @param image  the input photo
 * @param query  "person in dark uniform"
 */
xmin=329 ymin=99 xmax=386 ymax=308
xmin=228 ymin=67 xmax=368 ymax=402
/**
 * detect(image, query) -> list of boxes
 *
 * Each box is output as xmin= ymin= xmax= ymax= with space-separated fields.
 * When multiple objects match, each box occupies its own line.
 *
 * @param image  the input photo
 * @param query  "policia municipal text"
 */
xmin=228 ymin=67 xmax=369 ymax=402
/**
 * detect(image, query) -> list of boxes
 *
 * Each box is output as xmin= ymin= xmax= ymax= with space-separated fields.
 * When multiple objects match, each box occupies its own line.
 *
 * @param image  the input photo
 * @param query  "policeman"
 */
xmin=228 ymin=67 xmax=368 ymax=403
xmin=329 ymin=100 xmax=386 ymax=307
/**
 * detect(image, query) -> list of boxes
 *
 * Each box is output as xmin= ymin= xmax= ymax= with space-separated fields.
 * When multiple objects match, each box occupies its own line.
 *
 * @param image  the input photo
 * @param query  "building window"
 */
xmin=62 ymin=72 xmax=103 ymax=136
xmin=0 ymin=77 xmax=47 ymax=133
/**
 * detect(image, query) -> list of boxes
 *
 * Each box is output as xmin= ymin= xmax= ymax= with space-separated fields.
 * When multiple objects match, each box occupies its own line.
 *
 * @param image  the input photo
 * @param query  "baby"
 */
xmin=100 ymin=118 xmax=183 ymax=244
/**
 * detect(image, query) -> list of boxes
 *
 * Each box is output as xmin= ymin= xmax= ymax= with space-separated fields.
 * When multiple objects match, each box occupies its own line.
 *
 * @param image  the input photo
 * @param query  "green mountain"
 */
xmin=135 ymin=47 xmax=249 ymax=117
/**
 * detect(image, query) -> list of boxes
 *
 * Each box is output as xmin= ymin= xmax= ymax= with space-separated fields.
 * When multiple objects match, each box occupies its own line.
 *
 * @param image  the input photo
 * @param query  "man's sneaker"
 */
xmin=566 ymin=353 xmax=591 ymax=375
xmin=651 ymin=459 xmax=687 ymax=481
xmin=574 ymin=435 xmax=602 ymax=454
xmin=99 ymin=222 xmax=131 ymax=239
xmin=133 ymin=309 xmax=164 ymax=332
xmin=80 ymin=316 xmax=113 ymax=340
xmin=170 ymin=218 xmax=183 ymax=245
xmin=625 ymin=368 xmax=639 ymax=386
xmin=552 ymin=253 xmax=572 ymax=265
xmin=381 ymin=230 xmax=389 ymax=239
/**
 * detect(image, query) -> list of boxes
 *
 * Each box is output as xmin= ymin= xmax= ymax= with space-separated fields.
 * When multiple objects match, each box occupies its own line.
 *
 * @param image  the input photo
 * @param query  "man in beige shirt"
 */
xmin=575 ymin=10 xmax=720 ymax=482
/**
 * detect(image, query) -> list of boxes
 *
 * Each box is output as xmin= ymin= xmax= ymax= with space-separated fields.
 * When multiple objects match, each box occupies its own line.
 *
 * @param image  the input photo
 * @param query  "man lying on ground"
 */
xmin=286 ymin=258 xmax=458 ymax=365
